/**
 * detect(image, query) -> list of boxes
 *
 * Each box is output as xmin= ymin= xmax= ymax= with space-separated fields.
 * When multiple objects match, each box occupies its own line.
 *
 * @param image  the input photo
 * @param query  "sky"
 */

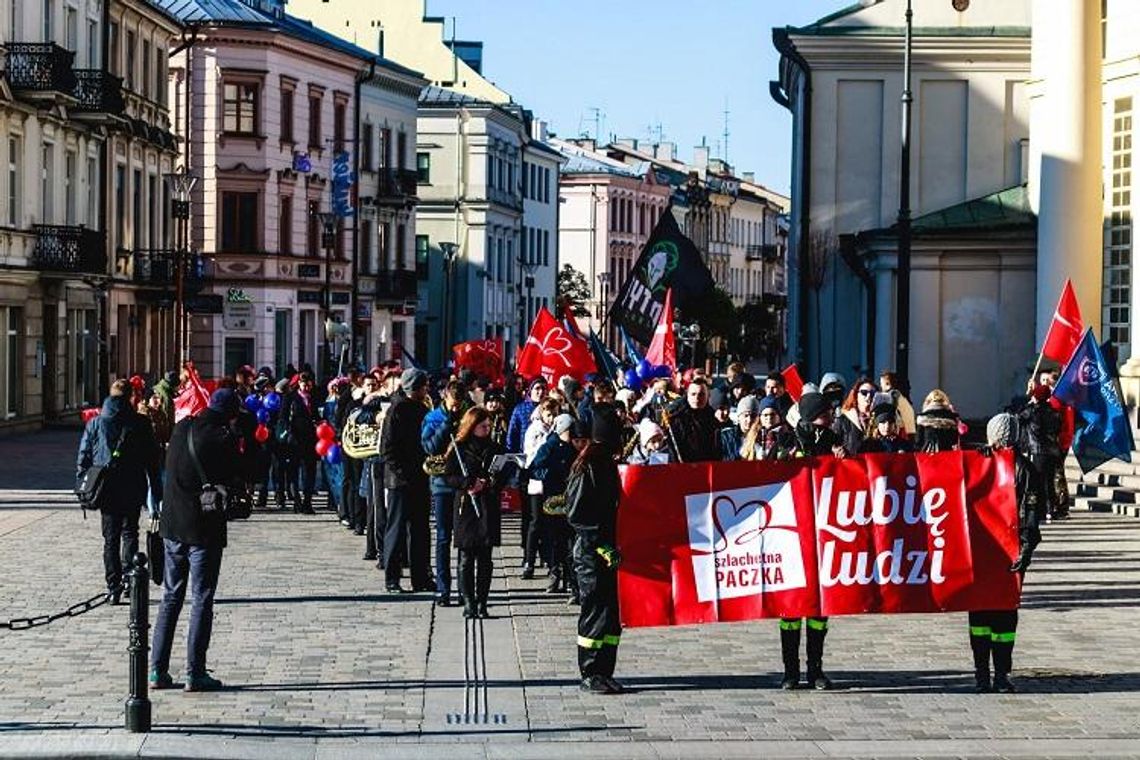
xmin=417 ymin=0 xmax=845 ymax=195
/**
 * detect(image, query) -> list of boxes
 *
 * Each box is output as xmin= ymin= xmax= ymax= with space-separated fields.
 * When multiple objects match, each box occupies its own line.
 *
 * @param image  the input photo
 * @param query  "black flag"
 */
xmin=608 ymin=208 xmax=715 ymax=345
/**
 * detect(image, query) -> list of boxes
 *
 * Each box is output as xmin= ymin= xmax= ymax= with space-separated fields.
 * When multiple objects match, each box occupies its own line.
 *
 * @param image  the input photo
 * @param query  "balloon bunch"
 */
xmin=315 ymin=421 xmax=342 ymax=464
xmin=621 ymin=359 xmax=672 ymax=391
xmin=245 ymin=391 xmax=282 ymax=444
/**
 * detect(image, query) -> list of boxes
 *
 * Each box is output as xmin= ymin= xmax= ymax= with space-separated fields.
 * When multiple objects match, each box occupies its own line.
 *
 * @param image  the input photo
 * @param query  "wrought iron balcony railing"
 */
xmin=377 ymin=168 xmax=420 ymax=201
xmin=132 ymin=249 xmax=210 ymax=292
xmin=375 ymin=269 xmax=418 ymax=303
xmin=5 ymin=43 xmax=77 ymax=95
xmin=72 ymin=69 xmax=125 ymax=116
xmin=32 ymin=225 xmax=106 ymax=275
xmin=488 ymin=186 xmax=524 ymax=211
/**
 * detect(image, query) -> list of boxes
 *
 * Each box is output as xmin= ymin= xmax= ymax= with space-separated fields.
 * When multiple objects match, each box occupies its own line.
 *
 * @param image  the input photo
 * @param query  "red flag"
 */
xmin=174 ymin=363 xmax=210 ymax=423
xmin=516 ymin=307 xmax=597 ymax=384
xmin=645 ymin=287 xmax=677 ymax=370
xmin=1041 ymin=279 xmax=1084 ymax=365
xmin=452 ymin=338 xmax=504 ymax=382
xmin=781 ymin=364 xmax=805 ymax=402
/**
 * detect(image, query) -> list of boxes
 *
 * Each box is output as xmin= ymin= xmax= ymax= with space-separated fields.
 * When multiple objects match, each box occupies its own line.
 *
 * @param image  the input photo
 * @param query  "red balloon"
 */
xmin=317 ymin=422 xmax=336 ymax=441
xmin=315 ymin=438 xmax=332 ymax=457
xmin=254 ymin=424 xmax=270 ymax=443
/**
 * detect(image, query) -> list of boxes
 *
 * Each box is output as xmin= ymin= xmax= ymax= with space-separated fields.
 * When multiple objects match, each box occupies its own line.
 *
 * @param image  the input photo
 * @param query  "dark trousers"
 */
xmin=253 ymin=449 xmax=272 ymax=507
xmin=968 ymin=609 xmax=1018 ymax=677
xmin=458 ymin=547 xmax=493 ymax=606
xmin=520 ymin=493 xmax=531 ymax=550
xmin=150 ymin=539 xmax=223 ymax=678
xmin=297 ymin=453 xmax=318 ymax=498
xmin=384 ymin=485 xmax=430 ymax=587
xmin=365 ymin=460 xmax=386 ymax=561
xmin=550 ymin=517 xmax=576 ymax=593
xmin=101 ymin=507 xmax=141 ymax=591
xmin=342 ymin=457 xmax=365 ymax=529
xmin=274 ymin=448 xmax=297 ymax=503
xmin=433 ymin=492 xmax=455 ymax=597
xmin=574 ymin=537 xmax=620 ymax=678
xmin=524 ymin=493 xmax=550 ymax=568
xmin=778 ymin=617 xmax=829 ymax=677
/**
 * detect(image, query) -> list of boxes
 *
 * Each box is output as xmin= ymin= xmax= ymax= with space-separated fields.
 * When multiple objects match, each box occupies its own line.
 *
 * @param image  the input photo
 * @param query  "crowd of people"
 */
xmin=75 ymin=357 xmax=1071 ymax=696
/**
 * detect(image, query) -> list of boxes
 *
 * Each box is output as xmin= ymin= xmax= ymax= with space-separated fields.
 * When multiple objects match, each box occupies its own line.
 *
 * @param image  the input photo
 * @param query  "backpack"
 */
xmin=75 ymin=422 xmax=130 ymax=511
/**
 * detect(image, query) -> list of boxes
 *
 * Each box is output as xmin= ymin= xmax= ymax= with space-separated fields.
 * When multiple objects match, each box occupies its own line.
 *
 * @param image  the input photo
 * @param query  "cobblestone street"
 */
xmin=1 ymin=431 xmax=1140 ymax=758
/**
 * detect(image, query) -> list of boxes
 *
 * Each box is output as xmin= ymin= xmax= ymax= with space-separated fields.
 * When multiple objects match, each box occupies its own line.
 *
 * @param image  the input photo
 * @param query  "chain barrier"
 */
xmin=2 ymin=582 xmax=125 ymax=632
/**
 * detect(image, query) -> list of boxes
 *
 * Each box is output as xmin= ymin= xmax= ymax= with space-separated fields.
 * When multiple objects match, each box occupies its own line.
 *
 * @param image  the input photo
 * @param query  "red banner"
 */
xmin=516 ymin=307 xmax=597 ymax=384
xmin=617 ymin=450 xmax=1021 ymax=627
xmin=453 ymin=338 xmax=504 ymax=382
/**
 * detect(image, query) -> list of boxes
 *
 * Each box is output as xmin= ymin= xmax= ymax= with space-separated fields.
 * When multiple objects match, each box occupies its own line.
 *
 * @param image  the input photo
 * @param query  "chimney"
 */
xmin=531 ymin=119 xmax=549 ymax=142
xmin=615 ymin=137 xmax=638 ymax=151
xmin=655 ymin=142 xmax=676 ymax=162
xmin=693 ymin=145 xmax=710 ymax=171
xmin=743 ymin=172 xmax=755 ymax=183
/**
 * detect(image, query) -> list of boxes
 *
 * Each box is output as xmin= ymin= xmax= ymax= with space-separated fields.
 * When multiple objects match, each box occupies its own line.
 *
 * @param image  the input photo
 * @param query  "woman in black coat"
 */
xmin=444 ymin=406 xmax=505 ymax=619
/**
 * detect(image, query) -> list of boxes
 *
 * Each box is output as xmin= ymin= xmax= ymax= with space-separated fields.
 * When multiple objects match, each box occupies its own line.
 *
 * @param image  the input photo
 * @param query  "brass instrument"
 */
xmin=541 ymin=494 xmax=567 ymax=516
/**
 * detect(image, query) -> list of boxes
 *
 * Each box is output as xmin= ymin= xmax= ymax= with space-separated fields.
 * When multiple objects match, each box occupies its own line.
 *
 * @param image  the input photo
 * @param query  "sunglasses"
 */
xmin=858 ymin=389 xmax=876 ymax=397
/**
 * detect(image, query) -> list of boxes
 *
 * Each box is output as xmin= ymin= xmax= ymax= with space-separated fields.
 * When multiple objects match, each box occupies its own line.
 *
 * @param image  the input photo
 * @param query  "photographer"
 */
xmin=149 ymin=389 xmax=242 ymax=693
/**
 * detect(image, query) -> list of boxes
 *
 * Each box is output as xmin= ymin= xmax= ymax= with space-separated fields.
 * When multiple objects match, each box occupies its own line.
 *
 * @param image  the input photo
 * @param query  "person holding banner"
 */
xmin=915 ymin=390 xmax=961 ymax=454
xmin=783 ymin=390 xmax=841 ymax=690
xmin=741 ymin=395 xmax=798 ymax=462
xmin=566 ymin=407 xmax=625 ymax=695
xmin=859 ymin=395 xmax=914 ymax=454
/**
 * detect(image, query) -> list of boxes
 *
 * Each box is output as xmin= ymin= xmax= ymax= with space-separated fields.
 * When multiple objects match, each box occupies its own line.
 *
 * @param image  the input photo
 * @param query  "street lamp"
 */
xmin=312 ymin=208 xmax=338 ymax=379
xmin=163 ymin=167 xmax=198 ymax=367
xmin=518 ymin=254 xmax=538 ymax=352
xmin=895 ymin=0 xmax=914 ymax=391
xmin=676 ymin=320 xmax=701 ymax=369
xmin=439 ymin=242 xmax=458 ymax=360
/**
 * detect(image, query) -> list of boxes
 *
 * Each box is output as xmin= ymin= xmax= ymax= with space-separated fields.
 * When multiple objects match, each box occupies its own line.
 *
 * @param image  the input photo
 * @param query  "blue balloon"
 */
xmin=652 ymin=364 xmax=673 ymax=379
xmin=256 ymin=408 xmax=270 ymax=425
xmin=636 ymin=359 xmax=653 ymax=380
xmin=623 ymin=369 xmax=641 ymax=390
xmin=263 ymin=392 xmax=281 ymax=411
xmin=243 ymin=394 xmax=261 ymax=412
xmin=324 ymin=444 xmax=343 ymax=465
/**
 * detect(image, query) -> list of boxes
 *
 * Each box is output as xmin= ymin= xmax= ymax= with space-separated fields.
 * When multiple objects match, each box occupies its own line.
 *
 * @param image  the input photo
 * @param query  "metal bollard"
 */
xmin=125 ymin=552 xmax=151 ymax=733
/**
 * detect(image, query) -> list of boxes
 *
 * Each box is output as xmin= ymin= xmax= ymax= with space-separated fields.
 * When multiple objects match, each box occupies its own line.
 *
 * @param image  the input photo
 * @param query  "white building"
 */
xmin=772 ymin=0 xmax=1035 ymax=416
xmin=1 ymin=0 xmax=114 ymax=429
xmin=520 ymin=121 xmax=563 ymax=343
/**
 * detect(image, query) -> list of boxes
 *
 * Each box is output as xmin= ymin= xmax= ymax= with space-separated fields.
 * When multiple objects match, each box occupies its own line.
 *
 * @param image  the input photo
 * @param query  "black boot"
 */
xmin=779 ymin=622 xmax=801 ymax=690
xmin=300 ymin=494 xmax=315 ymax=515
xmin=805 ymin=620 xmax=833 ymax=690
xmin=992 ymin=641 xmax=1016 ymax=693
xmin=970 ymin=632 xmax=992 ymax=693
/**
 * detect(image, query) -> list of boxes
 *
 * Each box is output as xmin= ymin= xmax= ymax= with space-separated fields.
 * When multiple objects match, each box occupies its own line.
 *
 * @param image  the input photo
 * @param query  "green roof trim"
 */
xmin=912 ymin=184 xmax=1034 ymax=232
xmin=787 ymin=25 xmax=1030 ymax=38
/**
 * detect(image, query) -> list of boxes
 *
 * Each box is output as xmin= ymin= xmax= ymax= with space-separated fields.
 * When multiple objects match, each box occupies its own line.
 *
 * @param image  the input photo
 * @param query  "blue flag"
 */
xmin=588 ymin=329 xmax=619 ymax=381
xmin=619 ymin=325 xmax=643 ymax=366
xmin=1053 ymin=328 xmax=1134 ymax=473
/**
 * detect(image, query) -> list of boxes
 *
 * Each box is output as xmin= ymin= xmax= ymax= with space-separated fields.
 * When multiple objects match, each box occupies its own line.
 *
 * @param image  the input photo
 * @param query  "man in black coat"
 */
xmin=379 ymin=368 xmax=431 ymax=593
xmin=149 ymin=389 xmax=242 ymax=693
xmin=77 ymin=379 xmax=163 ymax=603
xmin=665 ymin=379 xmax=721 ymax=463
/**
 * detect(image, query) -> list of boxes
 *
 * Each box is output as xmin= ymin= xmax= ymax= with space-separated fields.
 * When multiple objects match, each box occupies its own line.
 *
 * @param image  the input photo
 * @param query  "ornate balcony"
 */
xmin=72 ymin=69 xmax=125 ymax=121
xmin=376 ymin=168 xmax=420 ymax=204
xmin=132 ymin=249 xmax=210 ymax=293
xmin=31 ymin=225 xmax=106 ymax=276
xmin=488 ymin=186 xmax=523 ymax=212
xmin=4 ymin=43 xmax=77 ymax=104
xmin=745 ymin=244 xmax=779 ymax=262
xmin=375 ymin=269 xmax=419 ymax=303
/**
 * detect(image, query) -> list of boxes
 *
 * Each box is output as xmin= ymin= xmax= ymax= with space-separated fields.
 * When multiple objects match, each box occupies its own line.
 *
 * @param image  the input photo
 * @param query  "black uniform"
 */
xmin=444 ymin=435 xmax=504 ymax=617
xmin=566 ymin=443 xmax=622 ymax=681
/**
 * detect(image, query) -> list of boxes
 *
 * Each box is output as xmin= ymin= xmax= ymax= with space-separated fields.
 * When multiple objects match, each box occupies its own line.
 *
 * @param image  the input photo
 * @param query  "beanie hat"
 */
xmin=207 ymin=388 xmax=241 ymax=417
xmin=986 ymin=413 xmax=1018 ymax=449
xmin=400 ymin=368 xmax=428 ymax=394
xmin=755 ymin=395 xmax=780 ymax=414
xmin=591 ymin=407 xmax=623 ymax=449
xmin=798 ymin=392 xmax=830 ymax=424
xmin=738 ymin=395 xmax=763 ymax=417
xmin=638 ymin=418 xmax=665 ymax=447
xmin=820 ymin=372 xmax=846 ymax=393
xmin=871 ymin=392 xmax=897 ymax=423
xmin=552 ymin=413 xmax=575 ymax=436
xmin=733 ymin=373 xmax=756 ymax=392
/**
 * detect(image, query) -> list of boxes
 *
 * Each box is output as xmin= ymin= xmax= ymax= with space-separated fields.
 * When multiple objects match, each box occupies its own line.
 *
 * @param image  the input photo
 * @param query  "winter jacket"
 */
xmin=666 ymin=403 xmax=721 ymax=463
xmin=795 ymin=421 xmax=841 ymax=458
xmin=506 ymin=399 xmax=538 ymax=453
xmin=719 ymin=425 xmax=745 ymax=462
xmin=859 ymin=436 xmax=915 ymax=454
xmin=379 ymin=390 xmax=428 ymax=489
xmin=744 ymin=424 xmax=800 ymax=461
xmin=161 ymin=410 xmax=241 ymax=548
xmin=566 ymin=451 xmax=621 ymax=553
xmin=277 ymin=391 xmax=318 ymax=451
xmin=77 ymin=396 xmax=163 ymax=515
xmin=444 ymin=435 xmax=505 ymax=550
xmin=833 ymin=408 xmax=871 ymax=455
xmin=529 ymin=436 xmax=577 ymax=496
xmin=422 ymin=405 xmax=463 ymax=495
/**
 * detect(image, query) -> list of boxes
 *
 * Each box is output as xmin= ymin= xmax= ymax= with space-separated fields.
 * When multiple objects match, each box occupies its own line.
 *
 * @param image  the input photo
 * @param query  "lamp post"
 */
xmin=313 ymin=209 xmax=338 ymax=379
xmin=518 ymin=254 xmax=538 ymax=352
xmin=893 ymin=0 xmax=912 ymax=389
xmin=163 ymin=167 xmax=198 ymax=367
xmin=676 ymin=320 xmax=701 ymax=369
xmin=596 ymin=271 xmax=612 ymax=346
xmin=439 ymin=242 xmax=458 ymax=364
